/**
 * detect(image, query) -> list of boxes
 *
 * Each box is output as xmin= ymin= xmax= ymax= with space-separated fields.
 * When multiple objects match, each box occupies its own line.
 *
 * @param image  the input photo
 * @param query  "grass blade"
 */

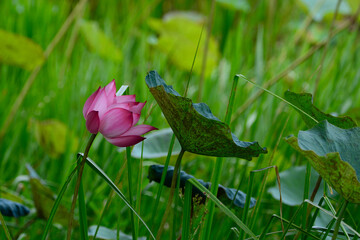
xmin=188 ymin=178 xmax=257 ymax=240
xmin=150 ymin=133 xmax=176 ymax=225
xmin=239 ymin=75 xmax=319 ymax=124
xmin=202 ymin=75 xmax=239 ymax=240
xmin=0 ymin=211 xmax=12 ymax=239
xmin=41 ymin=165 xmax=78 ymax=240
xmin=81 ymin=153 xmax=155 ymax=240
xmin=182 ymin=181 xmax=192 ymax=240
xmin=135 ymin=141 xmax=145 ymax=238
xmin=126 ymin=146 xmax=137 ymax=240
xmin=78 ymin=179 xmax=89 ymax=240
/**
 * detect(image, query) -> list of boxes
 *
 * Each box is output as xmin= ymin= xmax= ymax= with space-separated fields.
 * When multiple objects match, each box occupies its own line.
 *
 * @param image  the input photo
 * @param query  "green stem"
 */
xmin=202 ymin=75 xmax=239 ymax=240
xmin=126 ymin=146 xmax=137 ymax=240
xmin=66 ymin=133 xmax=97 ymax=240
xmin=0 ymin=210 xmax=12 ymax=239
xmin=156 ymin=149 xmax=185 ymax=239
xmin=149 ymin=133 xmax=176 ymax=238
xmin=182 ymin=181 xmax=193 ymax=240
xmin=135 ymin=141 xmax=145 ymax=238
xmin=331 ymin=200 xmax=349 ymax=240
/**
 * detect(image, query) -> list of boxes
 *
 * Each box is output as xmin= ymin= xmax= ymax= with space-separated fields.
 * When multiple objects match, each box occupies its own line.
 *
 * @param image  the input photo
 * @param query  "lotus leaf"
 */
xmin=286 ymin=120 xmax=360 ymax=203
xmin=0 ymin=198 xmax=30 ymax=217
xmin=148 ymin=164 xmax=256 ymax=208
xmin=146 ymin=70 xmax=267 ymax=160
xmin=284 ymin=90 xmax=357 ymax=129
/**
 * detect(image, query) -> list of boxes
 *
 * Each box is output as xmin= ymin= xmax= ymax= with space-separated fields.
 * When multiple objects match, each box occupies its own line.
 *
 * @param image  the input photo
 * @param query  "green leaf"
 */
xmin=88 ymin=225 xmax=146 ymax=240
xmin=26 ymin=164 xmax=75 ymax=225
xmin=0 ymin=29 xmax=44 ymax=70
xmin=284 ymin=91 xmax=357 ymax=129
xmin=286 ymin=120 xmax=360 ymax=203
xmin=30 ymin=119 xmax=79 ymax=158
xmin=148 ymin=12 xmax=219 ymax=77
xmin=268 ymin=166 xmax=338 ymax=206
xmin=145 ymin=70 xmax=267 ymax=159
xmin=297 ymin=0 xmax=351 ymax=22
xmin=79 ymin=20 xmax=122 ymax=62
xmin=148 ymin=164 xmax=256 ymax=208
xmin=131 ymin=128 xmax=182 ymax=159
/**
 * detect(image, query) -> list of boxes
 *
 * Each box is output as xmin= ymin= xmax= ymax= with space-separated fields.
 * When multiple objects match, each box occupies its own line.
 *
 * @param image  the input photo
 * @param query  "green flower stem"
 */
xmin=156 ymin=148 xmax=185 ymax=239
xmin=331 ymin=200 xmax=349 ymax=240
xmin=66 ymin=133 xmax=97 ymax=240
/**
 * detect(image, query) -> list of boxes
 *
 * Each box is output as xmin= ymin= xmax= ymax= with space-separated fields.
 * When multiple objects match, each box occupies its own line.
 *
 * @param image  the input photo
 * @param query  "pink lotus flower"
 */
xmin=83 ymin=80 xmax=157 ymax=147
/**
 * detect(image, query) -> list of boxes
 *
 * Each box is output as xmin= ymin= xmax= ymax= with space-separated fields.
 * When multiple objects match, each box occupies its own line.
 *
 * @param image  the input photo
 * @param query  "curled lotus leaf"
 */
xmin=145 ymin=70 xmax=267 ymax=160
xmin=148 ymin=164 xmax=256 ymax=208
xmin=286 ymin=120 xmax=360 ymax=203
xmin=284 ymin=90 xmax=357 ymax=129
xmin=0 ymin=198 xmax=30 ymax=218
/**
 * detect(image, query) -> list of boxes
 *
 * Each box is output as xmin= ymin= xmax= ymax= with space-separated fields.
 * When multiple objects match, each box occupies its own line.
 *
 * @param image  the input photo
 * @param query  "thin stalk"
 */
xmin=0 ymin=211 xmax=11 ymax=240
xmin=323 ymin=197 xmax=350 ymax=239
xmin=156 ymin=149 xmax=185 ymax=239
xmin=78 ymin=178 xmax=89 ymax=240
xmin=202 ymin=75 xmax=239 ymax=240
xmin=59 ymin=1 xmax=86 ymax=87
xmin=171 ymin=172 xmax=182 ymax=240
xmin=92 ymin=158 xmax=128 ymax=240
xmin=135 ymin=141 xmax=145 ymax=238
xmin=41 ymin=165 xmax=79 ymax=240
xmin=246 ymin=166 xmax=283 ymax=237
xmin=238 ymin=171 xmax=256 ymax=240
xmin=123 ymin=87 xmax=137 ymax=240
xmin=299 ymin=162 xmax=311 ymax=240
xmin=273 ymin=215 xmax=321 ymax=240
xmin=149 ymin=133 xmax=176 ymax=233
xmin=239 ymin=76 xmax=319 ymax=124
xmin=184 ymin=25 xmax=204 ymax=98
xmin=126 ymin=146 xmax=137 ymax=240
xmin=249 ymin=114 xmax=290 ymax=231
xmin=313 ymin=0 xmax=342 ymax=99
xmin=331 ymin=200 xmax=349 ymax=240
xmin=259 ymin=216 xmax=276 ymax=240
xmin=280 ymin=200 xmax=305 ymax=240
xmin=310 ymin=176 xmax=322 ymax=203
xmin=67 ymin=133 xmax=97 ymax=240
xmin=304 ymin=197 xmax=325 ymax=240
xmin=304 ymin=199 xmax=358 ymax=238
xmin=182 ymin=181 xmax=193 ymax=240
xmin=302 ymin=176 xmax=323 ymax=240
xmin=0 ymin=0 xmax=88 ymax=143
xmin=198 ymin=0 xmax=216 ymax=102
